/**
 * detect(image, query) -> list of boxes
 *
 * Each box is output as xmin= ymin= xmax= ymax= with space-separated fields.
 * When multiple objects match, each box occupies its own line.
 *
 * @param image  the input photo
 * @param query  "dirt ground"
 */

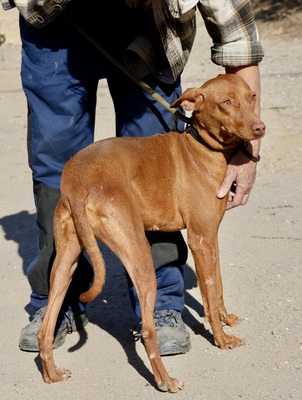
xmin=0 ymin=5 xmax=301 ymax=400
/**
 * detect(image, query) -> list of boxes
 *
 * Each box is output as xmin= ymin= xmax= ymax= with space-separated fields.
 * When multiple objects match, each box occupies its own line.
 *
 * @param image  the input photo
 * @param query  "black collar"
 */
xmin=185 ymin=122 xmax=239 ymax=154
xmin=185 ymin=123 xmax=203 ymax=145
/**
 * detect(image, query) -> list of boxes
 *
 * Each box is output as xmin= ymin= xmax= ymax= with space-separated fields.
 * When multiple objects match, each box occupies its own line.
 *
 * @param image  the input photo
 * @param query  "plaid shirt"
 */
xmin=1 ymin=0 xmax=264 ymax=84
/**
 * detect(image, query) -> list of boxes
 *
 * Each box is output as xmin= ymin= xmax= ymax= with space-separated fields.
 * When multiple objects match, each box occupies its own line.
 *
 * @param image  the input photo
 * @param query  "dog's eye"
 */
xmin=223 ymin=100 xmax=231 ymax=106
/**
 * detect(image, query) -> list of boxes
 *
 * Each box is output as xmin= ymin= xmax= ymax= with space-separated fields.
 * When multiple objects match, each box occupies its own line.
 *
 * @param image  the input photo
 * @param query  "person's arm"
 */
xmin=1 ymin=0 xmax=16 ymax=11
xmin=198 ymin=0 xmax=264 ymax=209
xmin=3 ymin=0 xmax=72 ymax=28
xmin=217 ymin=64 xmax=262 ymax=210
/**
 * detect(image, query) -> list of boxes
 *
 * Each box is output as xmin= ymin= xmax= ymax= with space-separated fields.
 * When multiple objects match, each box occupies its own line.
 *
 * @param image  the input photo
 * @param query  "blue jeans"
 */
xmin=20 ymin=15 xmax=187 ymax=318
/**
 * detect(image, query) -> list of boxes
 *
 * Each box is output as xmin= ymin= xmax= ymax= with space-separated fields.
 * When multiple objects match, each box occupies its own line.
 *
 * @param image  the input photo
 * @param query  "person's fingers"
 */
xmin=217 ymin=170 xmax=236 ymax=199
xmin=226 ymin=190 xmax=250 ymax=210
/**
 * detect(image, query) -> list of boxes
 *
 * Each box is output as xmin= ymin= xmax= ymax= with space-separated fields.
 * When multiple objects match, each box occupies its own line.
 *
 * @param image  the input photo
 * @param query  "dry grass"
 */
xmin=252 ymin=0 xmax=302 ymax=37
xmin=252 ymin=0 xmax=302 ymax=21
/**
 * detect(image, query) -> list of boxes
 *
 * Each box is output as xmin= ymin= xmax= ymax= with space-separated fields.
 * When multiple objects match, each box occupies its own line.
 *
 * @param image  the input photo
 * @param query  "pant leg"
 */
xmin=107 ymin=74 xmax=188 ymax=316
xmin=107 ymin=74 xmax=183 ymax=136
xmin=20 ymin=13 xmax=188 ymax=315
xmin=20 ymin=16 xmax=99 ymax=311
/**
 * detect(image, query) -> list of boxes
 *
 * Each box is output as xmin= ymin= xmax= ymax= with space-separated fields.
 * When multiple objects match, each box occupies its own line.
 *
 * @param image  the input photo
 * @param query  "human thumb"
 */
xmin=217 ymin=173 xmax=234 ymax=199
xmin=217 ymin=186 xmax=228 ymax=199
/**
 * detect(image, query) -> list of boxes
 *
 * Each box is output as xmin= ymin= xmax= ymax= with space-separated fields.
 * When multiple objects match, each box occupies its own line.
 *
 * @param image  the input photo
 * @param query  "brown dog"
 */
xmin=37 ymin=74 xmax=265 ymax=392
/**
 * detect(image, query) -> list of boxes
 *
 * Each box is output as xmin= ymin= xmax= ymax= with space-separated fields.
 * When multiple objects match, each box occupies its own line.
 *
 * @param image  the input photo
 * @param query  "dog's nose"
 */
xmin=252 ymin=122 xmax=266 ymax=137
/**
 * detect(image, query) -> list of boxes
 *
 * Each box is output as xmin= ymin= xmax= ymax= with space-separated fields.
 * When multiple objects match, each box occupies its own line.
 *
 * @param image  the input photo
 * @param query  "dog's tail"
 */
xmin=71 ymin=203 xmax=106 ymax=303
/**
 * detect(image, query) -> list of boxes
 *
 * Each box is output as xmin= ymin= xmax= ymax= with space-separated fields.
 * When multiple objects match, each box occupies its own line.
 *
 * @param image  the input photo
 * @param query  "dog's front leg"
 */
xmin=188 ymin=233 xmax=243 ymax=349
xmin=214 ymin=241 xmax=240 ymax=327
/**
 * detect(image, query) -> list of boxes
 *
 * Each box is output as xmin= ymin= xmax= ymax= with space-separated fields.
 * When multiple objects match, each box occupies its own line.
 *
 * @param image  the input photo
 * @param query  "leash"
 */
xmin=66 ymin=18 xmax=260 ymax=163
xmin=67 ymin=17 xmax=191 ymax=125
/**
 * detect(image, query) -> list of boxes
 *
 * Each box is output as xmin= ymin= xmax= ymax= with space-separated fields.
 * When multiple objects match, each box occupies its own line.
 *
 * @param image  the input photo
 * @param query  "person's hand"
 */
xmin=217 ymin=150 xmax=257 ymax=210
xmin=219 ymin=66 xmax=262 ymax=210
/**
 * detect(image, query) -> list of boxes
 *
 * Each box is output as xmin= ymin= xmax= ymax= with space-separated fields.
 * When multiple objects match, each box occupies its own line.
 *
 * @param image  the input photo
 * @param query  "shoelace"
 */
xmin=31 ymin=307 xmax=74 ymax=333
xmin=63 ymin=311 xmax=75 ymax=334
xmin=131 ymin=325 xmax=142 ymax=342
xmin=131 ymin=310 xmax=179 ymax=341
xmin=30 ymin=306 xmax=47 ymax=323
xmin=154 ymin=310 xmax=179 ymax=327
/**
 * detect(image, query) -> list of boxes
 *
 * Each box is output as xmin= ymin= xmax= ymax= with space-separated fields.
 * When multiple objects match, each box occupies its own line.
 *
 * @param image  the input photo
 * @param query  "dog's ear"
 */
xmin=171 ymin=88 xmax=204 ymax=111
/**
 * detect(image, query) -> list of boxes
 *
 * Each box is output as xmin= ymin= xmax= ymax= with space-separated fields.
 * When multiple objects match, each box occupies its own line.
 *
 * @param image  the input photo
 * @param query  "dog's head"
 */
xmin=172 ymin=74 xmax=265 ymax=146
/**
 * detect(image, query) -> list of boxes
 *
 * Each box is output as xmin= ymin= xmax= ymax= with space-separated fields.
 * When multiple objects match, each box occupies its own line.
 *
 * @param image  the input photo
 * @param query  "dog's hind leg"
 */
xmin=119 ymin=237 xmax=183 ymax=393
xmin=90 ymin=204 xmax=183 ymax=393
xmin=38 ymin=199 xmax=83 ymax=383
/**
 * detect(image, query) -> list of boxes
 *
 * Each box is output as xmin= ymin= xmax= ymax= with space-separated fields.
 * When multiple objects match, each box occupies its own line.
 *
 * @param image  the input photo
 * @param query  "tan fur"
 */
xmin=37 ymin=74 xmax=265 ymax=392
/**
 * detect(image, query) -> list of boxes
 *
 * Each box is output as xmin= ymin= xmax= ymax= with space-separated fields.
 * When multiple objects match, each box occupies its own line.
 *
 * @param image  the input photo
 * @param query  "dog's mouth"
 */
xmin=232 ymin=122 xmax=266 ymax=141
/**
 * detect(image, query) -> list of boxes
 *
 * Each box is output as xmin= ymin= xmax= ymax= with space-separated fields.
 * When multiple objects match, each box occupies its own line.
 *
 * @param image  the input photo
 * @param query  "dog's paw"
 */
xmin=215 ymin=334 xmax=244 ymax=349
xmin=55 ymin=367 xmax=71 ymax=381
xmin=158 ymin=377 xmax=183 ymax=393
xmin=169 ymin=378 xmax=183 ymax=393
xmin=43 ymin=367 xmax=71 ymax=384
xmin=220 ymin=312 xmax=240 ymax=327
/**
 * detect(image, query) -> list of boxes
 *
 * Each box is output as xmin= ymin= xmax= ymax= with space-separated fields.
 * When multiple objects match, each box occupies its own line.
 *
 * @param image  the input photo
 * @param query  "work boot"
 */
xmin=132 ymin=309 xmax=191 ymax=356
xmin=19 ymin=306 xmax=88 ymax=352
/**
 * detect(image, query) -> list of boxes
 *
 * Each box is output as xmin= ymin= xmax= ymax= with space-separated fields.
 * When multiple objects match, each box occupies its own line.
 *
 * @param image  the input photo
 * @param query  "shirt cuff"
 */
xmin=211 ymin=41 xmax=265 ymax=67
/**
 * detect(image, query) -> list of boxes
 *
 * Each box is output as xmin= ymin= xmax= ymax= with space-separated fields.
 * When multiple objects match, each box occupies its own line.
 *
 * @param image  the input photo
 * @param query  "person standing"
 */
xmin=0 ymin=0 xmax=264 ymax=355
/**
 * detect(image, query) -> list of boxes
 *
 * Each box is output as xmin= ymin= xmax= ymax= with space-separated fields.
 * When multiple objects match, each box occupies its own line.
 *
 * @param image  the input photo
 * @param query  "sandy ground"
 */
xmin=0 ymin=6 xmax=301 ymax=400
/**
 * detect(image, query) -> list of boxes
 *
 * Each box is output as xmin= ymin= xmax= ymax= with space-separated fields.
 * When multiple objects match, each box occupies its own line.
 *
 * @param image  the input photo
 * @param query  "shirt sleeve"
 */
xmin=198 ymin=0 xmax=264 ymax=67
xmin=1 ymin=0 xmax=16 ymax=11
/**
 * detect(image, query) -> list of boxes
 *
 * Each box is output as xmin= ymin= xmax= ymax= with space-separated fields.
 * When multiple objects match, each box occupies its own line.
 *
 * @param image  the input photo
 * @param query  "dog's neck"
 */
xmin=185 ymin=120 xmax=241 ymax=155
